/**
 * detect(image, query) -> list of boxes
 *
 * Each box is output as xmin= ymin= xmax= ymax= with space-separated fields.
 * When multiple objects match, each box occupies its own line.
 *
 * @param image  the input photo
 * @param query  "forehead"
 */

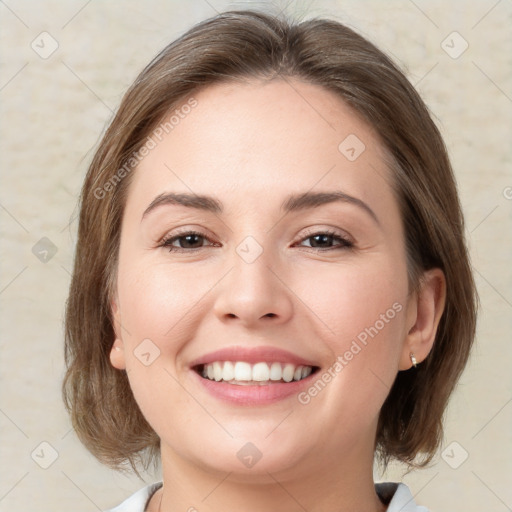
xmin=125 ymin=78 xmax=394 ymax=217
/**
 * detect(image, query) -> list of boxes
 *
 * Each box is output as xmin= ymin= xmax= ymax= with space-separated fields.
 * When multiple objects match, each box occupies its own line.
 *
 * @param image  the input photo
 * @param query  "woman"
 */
xmin=62 ymin=9 xmax=477 ymax=511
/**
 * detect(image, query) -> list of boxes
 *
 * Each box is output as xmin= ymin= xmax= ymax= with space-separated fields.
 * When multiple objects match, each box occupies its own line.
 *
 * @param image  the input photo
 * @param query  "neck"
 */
xmin=151 ymin=440 xmax=386 ymax=512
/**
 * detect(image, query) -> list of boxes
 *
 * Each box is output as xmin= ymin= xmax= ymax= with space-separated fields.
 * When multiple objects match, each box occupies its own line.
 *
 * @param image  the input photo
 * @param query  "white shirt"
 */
xmin=104 ymin=481 xmax=429 ymax=511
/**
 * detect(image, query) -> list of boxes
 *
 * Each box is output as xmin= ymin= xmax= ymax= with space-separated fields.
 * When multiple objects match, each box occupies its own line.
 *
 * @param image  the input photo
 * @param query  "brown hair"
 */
xmin=62 ymin=9 xmax=477 ymax=475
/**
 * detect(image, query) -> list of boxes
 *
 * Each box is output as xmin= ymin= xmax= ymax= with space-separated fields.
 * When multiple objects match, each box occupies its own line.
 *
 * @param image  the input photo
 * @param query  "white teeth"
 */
xmin=234 ymin=361 xmax=252 ymax=381
xmin=213 ymin=361 xmax=223 ymax=381
xmin=223 ymin=361 xmax=235 ymax=381
xmin=282 ymin=364 xmax=295 ymax=382
xmin=301 ymin=366 xmax=312 ymax=379
xmin=252 ymin=362 xmax=270 ymax=381
xmin=269 ymin=362 xmax=282 ymax=381
xmin=198 ymin=361 xmax=314 ymax=384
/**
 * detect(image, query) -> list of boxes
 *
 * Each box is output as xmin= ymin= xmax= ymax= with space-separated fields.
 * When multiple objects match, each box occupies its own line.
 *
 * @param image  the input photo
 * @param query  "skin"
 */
xmin=110 ymin=78 xmax=446 ymax=512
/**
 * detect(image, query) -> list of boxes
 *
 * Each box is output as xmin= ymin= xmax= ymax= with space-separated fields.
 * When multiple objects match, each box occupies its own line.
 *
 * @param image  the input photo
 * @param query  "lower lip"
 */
xmin=191 ymin=369 xmax=317 ymax=405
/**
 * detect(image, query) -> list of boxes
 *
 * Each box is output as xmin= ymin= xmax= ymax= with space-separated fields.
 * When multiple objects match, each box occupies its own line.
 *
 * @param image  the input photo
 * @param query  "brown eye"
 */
xmin=161 ymin=231 xmax=215 ymax=252
xmin=299 ymin=231 xmax=353 ymax=251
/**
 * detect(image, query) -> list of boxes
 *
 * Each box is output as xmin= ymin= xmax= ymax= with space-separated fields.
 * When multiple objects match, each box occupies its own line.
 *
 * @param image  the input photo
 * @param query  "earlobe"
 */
xmin=109 ymin=295 xmax=126 ymax=370
xmin=399 ymin=268 xmax=446 ymax=370
xmin=109 ymin=338 xmax=127 ymax=370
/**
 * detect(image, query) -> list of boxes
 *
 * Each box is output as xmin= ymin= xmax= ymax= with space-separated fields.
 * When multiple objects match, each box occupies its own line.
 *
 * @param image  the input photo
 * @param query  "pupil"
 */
xmin=183 ymin=234 xmax=201 ymax=248
xmin=312 ymin=234 xmax=331 ymax=247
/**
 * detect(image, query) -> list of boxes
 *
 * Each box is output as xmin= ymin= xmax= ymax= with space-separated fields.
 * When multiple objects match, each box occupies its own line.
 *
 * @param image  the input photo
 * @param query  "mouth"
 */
xmin=188 ymin=345 xmax=321 ymax=405
xmin=193 ymin=361 xmax=320 ymax=385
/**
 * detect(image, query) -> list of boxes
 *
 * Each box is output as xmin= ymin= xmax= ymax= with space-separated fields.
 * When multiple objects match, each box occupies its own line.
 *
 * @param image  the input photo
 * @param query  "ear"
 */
xmin=399 ymin=268 xmax=446 ymax=370
xmin=109 ymin=295 xmax=127 ymax=370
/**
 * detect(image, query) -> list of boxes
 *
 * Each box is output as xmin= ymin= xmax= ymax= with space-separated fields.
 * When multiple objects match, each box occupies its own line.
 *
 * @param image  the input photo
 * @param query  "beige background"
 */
xmin=1 ymin=0 xmax=511 ymax=511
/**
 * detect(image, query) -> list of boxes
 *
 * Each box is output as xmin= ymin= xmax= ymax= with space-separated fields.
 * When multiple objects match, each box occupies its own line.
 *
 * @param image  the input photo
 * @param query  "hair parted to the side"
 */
xmin=62 ymin=9 xmax=477 ymax=475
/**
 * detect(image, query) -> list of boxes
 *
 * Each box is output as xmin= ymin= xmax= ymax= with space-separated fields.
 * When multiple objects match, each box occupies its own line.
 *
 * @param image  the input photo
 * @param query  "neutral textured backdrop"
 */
xmin=1 ymin=1 xmax=511 ymax=511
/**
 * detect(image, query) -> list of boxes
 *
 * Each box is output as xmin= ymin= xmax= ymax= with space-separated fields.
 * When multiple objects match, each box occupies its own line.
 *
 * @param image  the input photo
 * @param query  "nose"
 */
xmin=212 ymin=244 xmax=294 ymax=328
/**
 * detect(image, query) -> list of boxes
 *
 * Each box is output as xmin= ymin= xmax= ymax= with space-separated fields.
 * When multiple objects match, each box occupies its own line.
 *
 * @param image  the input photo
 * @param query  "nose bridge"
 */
xmin=213 ymin=233 xmax=293 ymax=326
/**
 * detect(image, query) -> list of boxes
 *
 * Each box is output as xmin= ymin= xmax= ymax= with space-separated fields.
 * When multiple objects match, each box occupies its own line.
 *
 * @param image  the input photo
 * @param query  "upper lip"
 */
xmin=189 ymin=346 xmax=320 ymax=368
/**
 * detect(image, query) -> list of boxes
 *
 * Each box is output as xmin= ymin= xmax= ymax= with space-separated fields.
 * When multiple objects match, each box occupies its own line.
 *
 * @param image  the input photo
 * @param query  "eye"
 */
xmin=161 ymin=230 xmax=217 ymax=252
xmin=159 ymin=229 xmax=353 ymax=253
xmin=297 ymin=230 xmax=354 ymax=251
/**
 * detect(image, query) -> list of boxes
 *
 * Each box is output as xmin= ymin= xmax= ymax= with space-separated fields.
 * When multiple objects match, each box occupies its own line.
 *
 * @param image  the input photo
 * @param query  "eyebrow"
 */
xmin=141 ymin=190 xmax=379 ymax=225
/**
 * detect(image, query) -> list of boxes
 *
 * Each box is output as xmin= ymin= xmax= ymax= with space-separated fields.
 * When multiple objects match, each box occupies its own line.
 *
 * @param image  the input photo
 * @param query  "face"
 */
xmin=110 ymin=79 xmax=418 ymax=481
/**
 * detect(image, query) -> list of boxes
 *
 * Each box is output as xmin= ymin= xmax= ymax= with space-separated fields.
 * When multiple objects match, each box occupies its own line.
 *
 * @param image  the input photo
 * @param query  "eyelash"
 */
xmin=160 ymin=229 xmax=354 ymax=253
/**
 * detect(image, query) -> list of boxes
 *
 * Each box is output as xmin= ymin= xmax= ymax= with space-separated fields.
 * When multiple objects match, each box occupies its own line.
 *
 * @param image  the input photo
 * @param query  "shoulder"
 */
xmin=375 ymin=482 xmax=429 ymax=512
xmin=103 ymin=482 xmax=163 ymax=512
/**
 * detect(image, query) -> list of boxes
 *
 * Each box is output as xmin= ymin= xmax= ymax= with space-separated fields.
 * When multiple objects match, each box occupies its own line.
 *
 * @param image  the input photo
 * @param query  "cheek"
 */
xmin=116 ymin=260 xmax=201 ymax=436
xmin=299 ymin=258 xmax=407 ymax=341
xmin=295 ymin=257 xmax=407 ymax=396
xmin=117 ymin=259 xmax=213 ymax=343
xmin=291 ymin=272 xmax=406 ymax=448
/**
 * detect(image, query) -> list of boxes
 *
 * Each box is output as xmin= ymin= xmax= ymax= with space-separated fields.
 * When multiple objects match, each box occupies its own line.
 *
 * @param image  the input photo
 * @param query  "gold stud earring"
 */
xmin=410 ymin=352 xmax=418 ymax=368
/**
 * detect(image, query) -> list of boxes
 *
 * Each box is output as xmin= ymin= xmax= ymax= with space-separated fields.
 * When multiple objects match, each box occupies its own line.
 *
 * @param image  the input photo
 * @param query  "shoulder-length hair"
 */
xmin=62 ymin=9 xmax=477 ymax=475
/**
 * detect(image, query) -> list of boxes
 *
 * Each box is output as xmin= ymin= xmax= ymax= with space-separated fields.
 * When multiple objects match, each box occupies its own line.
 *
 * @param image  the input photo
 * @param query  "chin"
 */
xmin=173 ymin=428 xmax=311 ymax=481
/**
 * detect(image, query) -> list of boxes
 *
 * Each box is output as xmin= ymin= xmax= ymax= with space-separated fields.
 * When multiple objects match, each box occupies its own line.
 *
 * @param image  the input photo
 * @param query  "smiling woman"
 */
xmin=62 ymin=8 xmax=477 ymax=512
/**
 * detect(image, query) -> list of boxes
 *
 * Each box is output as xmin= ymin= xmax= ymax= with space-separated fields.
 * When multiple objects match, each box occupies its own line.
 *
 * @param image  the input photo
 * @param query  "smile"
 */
xmin=195 ymin=361 xmax=315 ymax=385
xmin=189 ymin=345 xmax=321 ymax=404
